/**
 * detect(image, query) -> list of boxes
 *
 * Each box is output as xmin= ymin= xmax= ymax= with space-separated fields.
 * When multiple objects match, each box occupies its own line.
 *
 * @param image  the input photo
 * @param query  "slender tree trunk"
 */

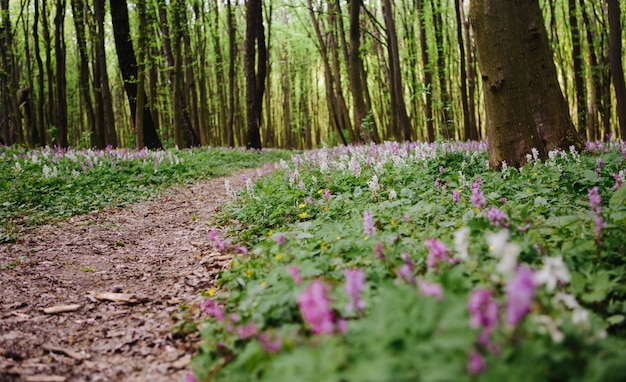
xmin=461 ymin=2 xmax=479 ymax=140
xmin=470 ymin=0 xmax=546 ymax=168
xmin=417 ymin=0 xmax=435 ymax=142
xmin=226 ymin=0 xmax=236 ymax=147
xmin=110 ymin=0 xmax=162 ymax=149
xmin=606 ymin=0 xmax=626 ymax=139
xmin=0 ymin=0 xmax=19 ymax=146
xmin=54 ymin=0 xmax=68 ymax=147
xmin=135 ymin=0 xmax=146 ymax=149
xmin=431 ymin=0 xmax=451 ymax=139
xmin=580 ymin=0 xmax=601 ymax=140
xmin=94 ymin=0 xmax=117 ymax=147
xmin=33 ymin=0 xmax=46 ymax=145
xmin=569 ymin=0 xmax=586 ymax=137
xmin=71 ymin=0 xmax=96 ymax=147
xmin=348 ymin=0 xmax=369 ymax=141
xmin=245 ymin=0 xmax=266 ymax=149
xmin=455 ymin=0 xmax=471 ymax=141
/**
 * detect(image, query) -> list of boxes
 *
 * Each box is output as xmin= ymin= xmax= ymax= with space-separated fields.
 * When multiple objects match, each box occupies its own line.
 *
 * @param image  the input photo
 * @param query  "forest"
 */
xmin=1 ymin=0 xmax=625 ymax=152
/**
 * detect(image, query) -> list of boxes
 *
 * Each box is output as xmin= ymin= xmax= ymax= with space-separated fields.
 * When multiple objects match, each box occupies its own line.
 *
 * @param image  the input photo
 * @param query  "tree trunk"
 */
xmin=93 ymin=0 xmax=117 ymax=147
xmin=417 ymin=0 xmax=435 ymax=142
xmin=455 ymin=0 xmax=471 ymax=141
xmin=431 ymin=0 xmax=451 ymax=139
xmin=71 ymin=0 xmax=96 ymax=147
xmin=461 ymin=1 xmax=479 ymax=140
xmin=470 ymin=0 xmax=546 ymax=169
xmin=606 ymin=0 xmax=626 ymax=139
xmin=348 ymin=0 xmax=369 ymax=141
xmin=33 ymin=0 xmax=46 ymax=145
xmin=569 ymin=0 xmax=586 ymax=137
xmin=110 ymin=0 xmax=162 ymax=149
xmin=0 ymin=0 xmax=19 ymax=146
xmin=244 ymin=0 xmax=266 ymax=149
xmin=382 ymin=0 xmax=412 ymax=141
xmin=517 ymin=0 xmax=583 ymax=151
xmin=135 ymin=0 xmax=146 ymax=149
xmin=54 ymin=0 xmax=68 ymax=147
xmin=226 ymin=0 xmax=236 ymax=147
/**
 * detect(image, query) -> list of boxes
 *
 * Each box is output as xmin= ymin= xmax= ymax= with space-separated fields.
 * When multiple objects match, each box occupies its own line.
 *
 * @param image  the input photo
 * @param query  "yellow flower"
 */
xmin=298 ymin=203 xmax=306 ymax=208
xmin=318 ymin=189 xmax=324 ymax=194
xmin=364 ymin=236 xmax=369 ymax=241
xmin=299 ymin=212 xmax=308 ymax=219
xmin=533 ymin=172 xmax=538 ymax=177
xmin=246 ymin=270 xmax=254 ymax=278
xmin=336 ymin=236 xmax=341 ymax=241
xmin=474 ymin=208 xmax=480 ymax=213
xmin=267 ymin=230 xmax=274 ymax=236
xmin=208 ymin=287 xmax=215 ymax=297
xmin=458 ymin=189 xmax=463 ymax=193
xmin=232 ymin=260 xmax=239 ymax=267
xmin=275 ymin=254 xmax=283 ymax=260
xmin=260 ymin=281 xmax=267 ymax=287
xmin=525 ymin=189 xmax=531 ymax=193
xmin=320 ymin=241 xmax=326 ymax=248
xmin=390 ymin=220 xmax=397 ymax=226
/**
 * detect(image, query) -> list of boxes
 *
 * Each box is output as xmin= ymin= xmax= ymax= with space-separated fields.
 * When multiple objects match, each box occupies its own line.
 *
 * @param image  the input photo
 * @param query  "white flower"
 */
xmin=534 ymin=256 xmax=571 ymax=292
xmin=367 ymin=174 xmax=380 ymax=193
xmin=486 ymin=230 xmax=509 ymax=256
xmin=496 ymin=243 xmax=520 ymax=276
xmin=453 ymin=227 xmax=470 ymax=261
xmin=534 ymin=315 xmax=564 ymax=343
xmin=388 ymin=189 xmax=397 ymax=200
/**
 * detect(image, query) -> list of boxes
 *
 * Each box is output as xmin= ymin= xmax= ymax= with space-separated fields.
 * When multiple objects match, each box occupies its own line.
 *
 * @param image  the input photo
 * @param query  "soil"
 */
xmin=0 ymin=168 xmax=260 ymax=382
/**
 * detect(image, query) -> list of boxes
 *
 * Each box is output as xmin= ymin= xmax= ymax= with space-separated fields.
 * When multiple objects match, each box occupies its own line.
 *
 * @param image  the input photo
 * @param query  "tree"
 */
xmin=244 ymin=0 xmax=266 ymax=149
xmin=470 ymin=0 xmax=581 ymax=169
xmin=110 ymin=0 xmax=162 ymax=149
xmin=606 ymin=0 xmax=626 ymax=139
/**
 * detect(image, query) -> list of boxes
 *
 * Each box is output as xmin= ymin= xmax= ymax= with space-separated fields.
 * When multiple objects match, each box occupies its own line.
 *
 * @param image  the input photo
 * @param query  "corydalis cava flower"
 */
xmin=505 ymin=266 xmax=536 ymax=325
xmin=424 ymin=238 xmax=455 ymax=269
xmin=468 ymin=289 xmax=498 ymax=346
xmin=298 ymin=280 xmax=334 ymax=335
xmin=363 ymin=210 xmax=375 ymax=237
xmin=344 ymin=269 xmax=366 ymax=313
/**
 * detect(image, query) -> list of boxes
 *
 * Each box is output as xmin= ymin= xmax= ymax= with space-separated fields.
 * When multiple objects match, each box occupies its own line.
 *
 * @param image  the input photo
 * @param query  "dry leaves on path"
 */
xmin=0 ymin=168 xmax=261 ymax=382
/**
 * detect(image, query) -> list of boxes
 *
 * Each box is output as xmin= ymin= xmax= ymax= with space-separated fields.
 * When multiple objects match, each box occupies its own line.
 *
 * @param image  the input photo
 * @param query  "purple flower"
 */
xmin=260 ymin=333 xmax=282 ymax=353
xmin=344 ymin=269 xmax=366 ymax=313
xmin=286 ymin=266 xmax=301 ymax=285
xmin=425 ymin=238 xmax=454 ymax=269
xmin=208 ymin=227 xmax=226 ymax=252
xmin=434 ymin=178 xmax=441 ymax=188
xmin=323 ymin=189 xmax=332 ymax=200
xmin=418 ymin=280 xmax=443 ymax=300
xmin=500 ymin=197 xmax=507 ymax=204
xmin=200 ymin=297 xmax=225 ymax=322
xmin=505 ymin=266 xmax=536 ymax=325
xmin=452 ymin=190 xmax=460 ymax=203
xmin=439 ymin=166 xmax=445 ymax=174
xmin=468 ymin=289 xmax=498 ymax=346
xmin=595 ymin=216 xmax=607 ymax=239
xmin=374 ymin=242 xmax=384 ymax=259
xmin=184 ymin=373 xmax=198 ymax=382
xmin=236 ymin=323 xmax=258 ymax=339
xmin=471 ymin=189 xmax=486 ymax=210
xmin=273 ymin=234 xmax=286 ymax=245
xmin=486 ymin=207 xmax=509 ymax=227
xmin=363 ymin=211 xmax=375 ymax=237
xmin=298 ymin=280 xmax=334 ymax=335
xmin=467 ymin=352 xmax=485 ymax=375
xmin=588 ymin=186 xmax=602 ymax=214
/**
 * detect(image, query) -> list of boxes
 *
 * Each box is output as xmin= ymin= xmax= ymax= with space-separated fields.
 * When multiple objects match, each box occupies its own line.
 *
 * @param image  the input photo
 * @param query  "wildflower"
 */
xmin=468 ymin=289 xmax=498 ymax=346
xmin=344 ymin=269 xmax=366 ymax=313
xmin=439 ymin=166 xmax=445 ymax=174
xmin=184 ymin=373 xmax=198 ymax=382
xmin=505 ymin=266 xmax=535 ymax=325
xmin=434 ymin=178 xmax=441 ymax=189
xmin=286 ymin=266 xmax=301 ymax=285
xmin=260 ymin=333 xmax=282 ymax=353
xmin=500 ymin=197 xmax=507 ymax=204
xmin=236 ymin=323 xmax=258 ymax=339
xmin=367 ymin=174 xmax=380 ymax=193
xmin=486 ymin=207 xmax=509 ymax=227
xmin=373 ymin=242 xmax=384 ymax=260
xmin=208 ymin=227 xmax=226 ymax=252
xmin=588 ymin=186 xmax=602 ymax=215
xmin=273 ymin=234 xmax=286 ymax=245
xmin=452 ymin=190 xmax=460 ymax=203
xmin=533 ymin=256 xmax=570 ymax=292
xmin=298 ymin=212 xmax=308 ymax=219
xmin=467 ymin=352 xmax=485 ymax=375
xmin=298 ymin=280 xmax=334 ymax=335
xmin=471 ymin=189 xmax=486 ymax=210
xmin=323 ymin=189 xmax=332 ymax=200
xmin=363 ymin=211 xmax=375 ymax=237
xmin=200 ymin=297 xmax=225 ymax=322
xmin=396 ymin=264 xmax=414 ymax=283
xmin=388 ymin=189 xmax=397 ymax=200
xmin=418 ymin=280 xmax=443 ymax=300
xmin=425 ymin=238 xmax=454 ymax=269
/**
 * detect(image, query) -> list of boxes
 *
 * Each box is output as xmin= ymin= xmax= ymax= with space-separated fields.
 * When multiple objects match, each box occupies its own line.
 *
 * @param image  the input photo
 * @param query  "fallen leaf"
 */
xmin=42 ymin=345 xmax=90 ymax=360
xmin=43 ymin=304 xmax=81 ymax=314
xmin=92 ymin=292 xmax=137 ymax=304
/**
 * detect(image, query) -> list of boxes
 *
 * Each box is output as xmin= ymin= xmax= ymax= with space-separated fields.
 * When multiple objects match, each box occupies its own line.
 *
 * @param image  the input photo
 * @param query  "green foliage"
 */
xmin=0 ymin=146 xmax=292 ymax=242
xmin=191 ymin=141 xmax=626 ymax=381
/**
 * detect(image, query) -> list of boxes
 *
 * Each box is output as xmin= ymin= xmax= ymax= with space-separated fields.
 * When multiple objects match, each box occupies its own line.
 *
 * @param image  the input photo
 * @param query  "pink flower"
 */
xmin=236 ymin=323 xmax=258 ymax=339
xmin=418 ymin=280 xmax=443 ymax=300
xmin=260 ymin=333 xmax=282 ymax=353
xmin=200 ymin=297 xmax=225 ymax=322
xmin=486 ymin=207 xmax=509 ymax=227
xmin=363 ymin=211 xmax=375 ymax=237
xmin=468 ymin=289 xmax=498 ymax=346
xmin=286 ymin=266 xmax=301 ymax=285
xmin=273 ymin=234 xmax=286 ymax=245
xmin=374 ymin=242 xmax=384 ymax=259
xmin=425 ymin=238 xmax=454 ymax=269
xmin=467 ymin=352 xmax=485 ymax=375
xmin=298 ymin=281 xmax=334 ymax=335
xmin=184 ymin=373 xmax=198 ymax=382
xmin=344 ymin=269 xmax=366 ymax=313
xmin=452 ymin=190 xmax=460 ymax=203
xmin=505 ymin=266 xmax=536 ymax=325
xmin=471 ymin=189 xmax=486 ymax=209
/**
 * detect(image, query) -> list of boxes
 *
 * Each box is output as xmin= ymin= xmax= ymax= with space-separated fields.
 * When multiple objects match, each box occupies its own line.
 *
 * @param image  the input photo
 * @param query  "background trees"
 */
xmin=0 ymin=0 xmax=624 ymax=149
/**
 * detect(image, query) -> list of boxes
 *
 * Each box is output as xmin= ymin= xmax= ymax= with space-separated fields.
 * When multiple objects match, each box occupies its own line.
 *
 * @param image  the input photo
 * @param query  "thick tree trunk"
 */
xmin=110 ymin=0 xmax=162 ymax=149
xmin=470 ymin=0 xmax=546 ymax=169
xmin=348 ymin=0 xmax=369 ymax=141
xmin=244 ymin=0 xmax=266 ymax=149
xmin=518 ymin=0 xmax=583 ymax=151
xmin=606 ymin=0 xmax=626 ymax=139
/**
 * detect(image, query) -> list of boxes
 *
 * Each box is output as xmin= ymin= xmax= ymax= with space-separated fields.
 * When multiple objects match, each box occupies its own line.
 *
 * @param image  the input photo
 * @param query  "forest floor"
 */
xmin=0 ymin=168 xmax=259 ymax=382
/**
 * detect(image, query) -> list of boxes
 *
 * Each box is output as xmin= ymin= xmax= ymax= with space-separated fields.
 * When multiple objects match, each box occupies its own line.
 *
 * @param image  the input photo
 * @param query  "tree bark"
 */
xmin=54 ymin=0 xmax=68 ymax=147
xmin=110 ymin=0 xmax=162 ymax=149
xmin=470 ymin=0 xmax=546 ymax=169
xmin=226 ymin=0 xmax=236 ymax=147
xmin=417 ymin=0 xmax=435 ymax=142
xmin=606 ymin=0 xmax=626 ymax=139
xmin=244 ymin=0 xmax=266 ymax=149
xmin=93 ymin=0 xmax=117 ymax=147
xmin=431 ymin=0 xmax=452 ymax=139
xmin=569 ymin=0 xmax=586 ymax=137
xmin=455 ymin=0 xmax=471 ymax=141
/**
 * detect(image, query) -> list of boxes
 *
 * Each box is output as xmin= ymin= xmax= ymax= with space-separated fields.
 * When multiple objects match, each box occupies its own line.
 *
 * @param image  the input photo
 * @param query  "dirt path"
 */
xmin=0 ymin=168 xmax=260 ymax=382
